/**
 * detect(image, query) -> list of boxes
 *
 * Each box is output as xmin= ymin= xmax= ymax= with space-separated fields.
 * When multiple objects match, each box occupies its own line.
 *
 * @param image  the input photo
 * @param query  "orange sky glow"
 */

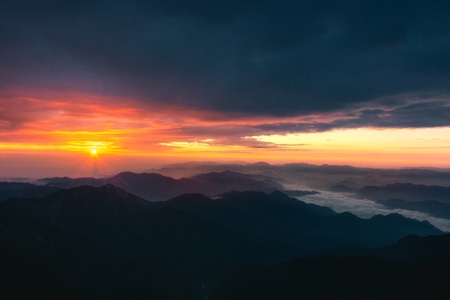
xmin=1 ymin=91 xmax=449 ymax=178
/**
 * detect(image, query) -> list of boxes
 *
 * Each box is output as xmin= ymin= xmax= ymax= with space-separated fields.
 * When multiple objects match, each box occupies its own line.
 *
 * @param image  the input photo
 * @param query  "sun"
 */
xmin=90 ymin=149 xmax=98 ymax=156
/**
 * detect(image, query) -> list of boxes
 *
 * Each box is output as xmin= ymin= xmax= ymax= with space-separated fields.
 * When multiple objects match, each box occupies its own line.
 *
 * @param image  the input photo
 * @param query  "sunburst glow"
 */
xmin=0 ymin=92 xmax=449 ymax=177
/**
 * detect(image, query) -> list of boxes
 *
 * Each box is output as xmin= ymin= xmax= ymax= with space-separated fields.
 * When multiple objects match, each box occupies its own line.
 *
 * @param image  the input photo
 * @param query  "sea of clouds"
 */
xmin=296 ymin=190 xmax=450 ymax=233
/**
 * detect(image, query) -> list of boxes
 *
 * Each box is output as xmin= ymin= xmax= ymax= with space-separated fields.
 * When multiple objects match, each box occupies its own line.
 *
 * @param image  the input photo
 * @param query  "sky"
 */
xmin=1 ymin=0 xmax=450 ymax=177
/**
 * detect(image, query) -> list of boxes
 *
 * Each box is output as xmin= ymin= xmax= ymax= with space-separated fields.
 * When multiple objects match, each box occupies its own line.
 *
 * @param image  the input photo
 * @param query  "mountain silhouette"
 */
xmin=0 ymin=182 xmax=59 ymax=201
xmin=0 ymin=185 xmax=445 ymax=299
xmin=181 ymin=170 xmax=285 ymax=195
xmin=381 ymin=198 xmax=450 ymax=219
xmin=210 ymin=254 xmax=450 ymax=300
xmin=3 ymin=186 xmax=441 ymax=268
xmin=104 ymin=170 xmax=285 ymax=200
xmin=34 ymin=170 xmax=285 ymax=202
xmin=359 ymin=183 xmax=450 ymax=203
xmin=0 ymin=185 xmax=263 ymax=275
xmin=37 ymin=176 xmax=105 ymax=188
xmin=106 ymin=172 xmax=194 ymax=201
xmin=0 ymin=203 xmax=201 ymax=300
xmin=375 ymin=233 xmax=450 ymax=259
xmin=162 ymin=190 xmax=441 ymax=258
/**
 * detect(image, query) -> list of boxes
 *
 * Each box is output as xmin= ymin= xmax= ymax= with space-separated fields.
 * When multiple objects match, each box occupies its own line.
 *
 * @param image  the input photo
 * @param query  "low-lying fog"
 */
xmin=295 ymin=190 xmax=450 ymax=232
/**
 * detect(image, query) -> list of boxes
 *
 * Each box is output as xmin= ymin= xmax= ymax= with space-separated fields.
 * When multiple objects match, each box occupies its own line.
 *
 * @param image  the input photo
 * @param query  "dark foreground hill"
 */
xmin=210 ymin=254 xmax=450 ymax=300
xmin=374 ymin=233 xmax=450 ymax=260
xmin=162 ymin=190 xmax=441 ymax=255
xmin=1 ymin=186 xmax=441 ymax=264
xmin=211 ymin=234 xmax=450 ymax=300
xmin=0 ymin=207 xmax=201 ymax=300
xmin=0 ymin=185 xmax=445 ymax=299
xmin=1 ymin=185 xmax=258 ymax=274
xmin=0 ymin=182 xmax=59 ymax=201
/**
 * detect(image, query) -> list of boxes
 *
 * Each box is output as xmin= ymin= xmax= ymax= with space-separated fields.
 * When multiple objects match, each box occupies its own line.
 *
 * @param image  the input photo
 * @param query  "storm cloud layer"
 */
xmin=2 ymin=0 xmax=450 ymax=125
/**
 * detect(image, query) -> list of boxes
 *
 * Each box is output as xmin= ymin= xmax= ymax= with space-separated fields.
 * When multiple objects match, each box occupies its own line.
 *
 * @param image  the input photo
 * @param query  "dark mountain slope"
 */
xmin=0 ymin=206 xmax=201 ymax=300
xmin=0 ymin=182 xmax=59 ymax=201
xmin=375 ymin=233 xmax=450 ymax=260
xmin=1 ymin=186 xmax=447 ymax=299
xmin=161 ymin=190 xmax=441 ymax=258
xmin=106 ymin=171 xmax=194 ymax=201
xmin=0 ymin=185 xmax=264 ymax=275
xmin=210 ymin=234 xmax=450 ymax=300
xmin=37 ymin=176 xmax=105 ymax=188
xmin=210 ymin=255 xmax=450 ymax=300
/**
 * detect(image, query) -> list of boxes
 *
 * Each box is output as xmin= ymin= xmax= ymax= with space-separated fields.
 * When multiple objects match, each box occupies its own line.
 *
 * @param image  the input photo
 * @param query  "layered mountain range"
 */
xmin=1 ymin=166 xmax=449 ymax=299
xmin=22 ymin=170 xmax=283 ymax=202
xmin=0 ymin=181 xmax=447 ymax=299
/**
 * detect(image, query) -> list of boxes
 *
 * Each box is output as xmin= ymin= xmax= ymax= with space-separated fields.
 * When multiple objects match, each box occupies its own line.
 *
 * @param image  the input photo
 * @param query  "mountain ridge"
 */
xmin=0 ymin=184 xmax=447 ymax=299
xmin=2 ymin=185 xmax=442 ymax=262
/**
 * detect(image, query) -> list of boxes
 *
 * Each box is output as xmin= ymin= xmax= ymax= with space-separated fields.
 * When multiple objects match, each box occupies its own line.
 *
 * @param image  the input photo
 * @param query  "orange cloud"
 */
xmin=1 ymin=89 xmax=450 ymax=178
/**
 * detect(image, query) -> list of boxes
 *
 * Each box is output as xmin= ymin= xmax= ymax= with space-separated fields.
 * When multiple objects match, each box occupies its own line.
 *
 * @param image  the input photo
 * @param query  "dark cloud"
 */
xmin=253 ymin=100 xmax=450 ymax=133
xmin=1 ymin=0 xmax=450 ymax=123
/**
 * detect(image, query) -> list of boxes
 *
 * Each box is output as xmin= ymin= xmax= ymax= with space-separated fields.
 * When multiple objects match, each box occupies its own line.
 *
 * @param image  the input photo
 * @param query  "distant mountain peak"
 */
xmin=168 ymin=193 xmax=213 ymax=203
xmin=189 ymin=170 xmax=250 ymax=179
xmin=219 ymin=190 xmax=269 ymax=198
xmin=54 ymin=183 xmax=129 ymax=195
xmin=270 ymin=190 xmax=290 ymax=199
xmin=111 ymin=171 xmax=174 ymax=180
xmin=6 ymin=183 xmax=152 ymax=211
